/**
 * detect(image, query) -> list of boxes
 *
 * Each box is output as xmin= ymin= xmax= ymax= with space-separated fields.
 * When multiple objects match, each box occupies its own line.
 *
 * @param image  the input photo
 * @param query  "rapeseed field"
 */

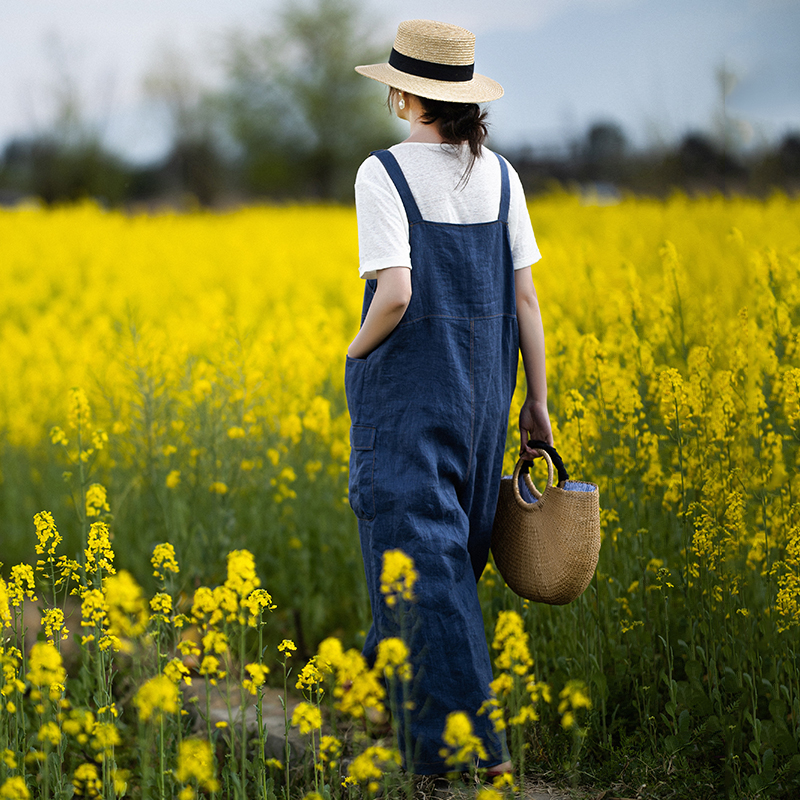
xmin=1 ymin=192 xmax=800 ymax=798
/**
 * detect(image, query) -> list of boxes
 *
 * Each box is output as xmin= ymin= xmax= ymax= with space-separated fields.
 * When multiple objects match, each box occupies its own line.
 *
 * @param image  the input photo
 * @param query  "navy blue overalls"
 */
xmin=345 ymin=149 xmax=518 ymax=774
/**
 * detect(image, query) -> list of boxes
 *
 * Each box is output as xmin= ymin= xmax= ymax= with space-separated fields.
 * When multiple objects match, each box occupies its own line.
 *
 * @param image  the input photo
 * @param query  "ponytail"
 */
xmin=388 ymin=88 xmax=489 ymax=184
xmin=418 ymin=98 xmax=488 ymax=159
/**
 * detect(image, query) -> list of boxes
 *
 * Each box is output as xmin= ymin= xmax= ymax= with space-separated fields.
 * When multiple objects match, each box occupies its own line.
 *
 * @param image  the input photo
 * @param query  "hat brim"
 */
xmin=355 ymin=62 xmax=503 ymax=103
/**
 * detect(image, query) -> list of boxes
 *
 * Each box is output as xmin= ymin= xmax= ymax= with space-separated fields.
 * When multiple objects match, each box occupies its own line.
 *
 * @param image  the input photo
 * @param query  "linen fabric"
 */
xmin=345 ymin=148 xmax=519 ymax=773
xmin=355 ymin=142 xmax=541 ymax=279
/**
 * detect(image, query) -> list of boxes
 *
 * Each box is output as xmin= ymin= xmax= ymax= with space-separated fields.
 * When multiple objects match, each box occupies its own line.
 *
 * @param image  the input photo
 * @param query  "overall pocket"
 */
xmin=348 ymin=425 xmax=376 ymax=521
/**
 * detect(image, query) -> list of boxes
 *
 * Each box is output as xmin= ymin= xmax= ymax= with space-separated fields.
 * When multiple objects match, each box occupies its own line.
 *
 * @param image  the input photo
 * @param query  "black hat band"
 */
xmin=389 ymin=48 xmax=474 ymax=82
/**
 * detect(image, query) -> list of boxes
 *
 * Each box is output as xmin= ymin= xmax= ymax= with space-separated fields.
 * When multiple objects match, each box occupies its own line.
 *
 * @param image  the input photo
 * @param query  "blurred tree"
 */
xmin=141 ymin=45 xmax=227 ymax=206
xmin=777 ymin=133 xmax=800 ymax=178
xmin=1 ymin=136 xmax=129 ymax=205
xmin=676 ymin=132 xmax=745 ymax=185
xmin=0 ymin=31 xmax=129 ymax=205
xmin=581 ymin=120 xmax=627 ymax=182
xmin=216 ymin=0 xmax=397 ymax=199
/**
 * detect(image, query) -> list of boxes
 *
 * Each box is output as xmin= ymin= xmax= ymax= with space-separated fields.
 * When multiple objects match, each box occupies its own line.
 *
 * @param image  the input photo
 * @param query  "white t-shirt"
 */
xmin=354 ymin=142 xmax=541 ymax=280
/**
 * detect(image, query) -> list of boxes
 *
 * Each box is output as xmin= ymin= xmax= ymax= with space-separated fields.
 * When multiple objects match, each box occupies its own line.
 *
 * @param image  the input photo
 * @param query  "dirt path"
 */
xmin=185 ymin=683 xmax=583 ymax=799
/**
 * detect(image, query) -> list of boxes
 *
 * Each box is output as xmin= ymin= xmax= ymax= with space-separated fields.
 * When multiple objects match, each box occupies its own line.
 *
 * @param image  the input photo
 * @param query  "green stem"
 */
xmin=282 ymin=658 xmax=291 ymax=800
xmin=159 ymin=715 xmax=166 ymax=800
xmin=240 ymin=624 xmax=248 ymax=799
xmin=206 ymin=674 xmax=217 ymax=800
xmin=257 ymin=624 xmax=266 ymax=800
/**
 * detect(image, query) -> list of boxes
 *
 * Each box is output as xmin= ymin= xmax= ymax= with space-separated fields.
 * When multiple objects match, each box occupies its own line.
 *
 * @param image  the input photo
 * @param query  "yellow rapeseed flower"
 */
xmin=278 ymin=638 xmax=297 ymax=656
xmin=295 ymin=657 xmax=324 ymax=692
xmin=491 ymin=610 xmax=533 ymax=674
xmin=151 ymin=542 xmax=180 ymax=580
xmin=37 ymin=720 xmax=62 ymax=747
xmin=348 ymin=745 xmax=401 ymax=793
xmin=67 ymin=388 xmax=91 ymax=432
xmin=241 ymin=588 xmax=276 ymax=626
xmin=150 ymin=592 xmax=173 ymax=618
xmin=0 ymin=579 xmax=11 ymax=628
xmin=80 ymin=588 xmax=107 ymax=645
xmin=199 ymin=655 xmax=226 ymax=685
xmin=243 ymin=663 xmax=270 ymax=695
xmin=84 ymin=521 xmax=115 ymax=576
xmin=103 ymin=570 xmax=148 ymax=648
xmin=380 ymin=549 xmax=417 ymax=607
xmin=72 ymin=763 xmax=101 ymax=798
xmin=26 ymin=642 xmax=66 ymax=700
xmin=90 ymin=721 xmax=121 ymax=760
xmin=33 ymin=510 xmax=62 ymax=561
xmin=374 ymin=637 xmax=411 ymax=681
xmin=291 ymin=701 xmax=322 ymax=734
xmin=85 ymin=483 xmax=110 ymax=518
xmin=191 ymin=586 xmax=219 ymax=625
xmin=558 ymin=679 xmax=592 ymax=730
xmin=316 ymin=637 xmax=343 ymax=672
xmin=133 ymin=674 xmax=180 ymax=722
xmin=201 ymin=630 xmax=228 ymax=655
xmin=164 ymin=658 xmax=192 ymax=687
xmin=50 ymin=426 xmax=68 ymax=446
xmin=8 ymin=564 xmax=37 ymax=607
xmin=41 ymin=607 xmax=68 ymax=643
xmin=166 ymin=470 xmax=181 ymax=489
xmin=62 ymin=708 xmax=95 ymax=743
xmin=335 ymin=650 xmax=386 ymax=719
xmin=319 ymin=735 xmax=341 ymax=768
xmin=224 ymin=549 xmax=260 ymax=598
xmin=439 ymin=711 xmax=488 ymax=767
xmin=175 ymin=739 xmax=220 ymax=792
xmin=0 ymin=776 xmax=30 ymax=800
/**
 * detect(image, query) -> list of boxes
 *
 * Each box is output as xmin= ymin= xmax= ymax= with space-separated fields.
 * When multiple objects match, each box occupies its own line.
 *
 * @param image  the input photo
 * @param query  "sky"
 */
xmin=1 ymin=0 xmax=798 ymax=164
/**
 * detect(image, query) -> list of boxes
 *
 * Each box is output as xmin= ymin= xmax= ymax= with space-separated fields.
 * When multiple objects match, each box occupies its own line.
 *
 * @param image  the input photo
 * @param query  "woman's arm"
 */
xmin=515 ymin=266 xmax=553 ymax=455
xmin=347 ymin=267 xmax=412 ymax=359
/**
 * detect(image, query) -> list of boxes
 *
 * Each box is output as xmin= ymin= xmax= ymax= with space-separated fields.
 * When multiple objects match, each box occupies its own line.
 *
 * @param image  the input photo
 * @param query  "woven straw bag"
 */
xmin=491 ymin=443 xmax=601 ymax=605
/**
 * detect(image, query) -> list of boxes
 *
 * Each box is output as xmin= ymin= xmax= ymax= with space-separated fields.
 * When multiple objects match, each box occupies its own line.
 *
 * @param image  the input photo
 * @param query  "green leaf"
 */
xmin=678 ymin=708 xmax=691 ymax=735
xmin=769 ymin=698 xmax=787 ymax=724
xmin=685 ymin=659 xmax=703 ymax=682
xmin=705 ymin=715 xmax=721 ymax=734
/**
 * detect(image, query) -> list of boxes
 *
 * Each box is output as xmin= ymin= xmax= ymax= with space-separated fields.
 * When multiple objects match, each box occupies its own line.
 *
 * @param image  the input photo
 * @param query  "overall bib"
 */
xmin=345 ymin=149 xmax=518 ymax=774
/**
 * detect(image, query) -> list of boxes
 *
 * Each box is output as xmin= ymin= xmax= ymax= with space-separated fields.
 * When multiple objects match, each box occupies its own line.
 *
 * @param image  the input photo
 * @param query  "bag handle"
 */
xmin=521 ymin=441 xmax=569 ymax=485
xmin=512 ymin=448 xmax=552 ymax=507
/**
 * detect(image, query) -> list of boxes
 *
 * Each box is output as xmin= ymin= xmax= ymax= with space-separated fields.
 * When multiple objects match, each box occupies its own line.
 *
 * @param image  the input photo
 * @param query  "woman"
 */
xmin=346 ymin=19 xmax=552 ymax=776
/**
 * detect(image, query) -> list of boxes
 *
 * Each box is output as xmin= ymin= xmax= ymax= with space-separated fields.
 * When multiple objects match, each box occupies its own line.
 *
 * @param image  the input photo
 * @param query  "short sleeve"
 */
xmin=354 ymin=156 xmax=413 ymax=280
xmin=506 ymin=164 xmax=541 ymax=270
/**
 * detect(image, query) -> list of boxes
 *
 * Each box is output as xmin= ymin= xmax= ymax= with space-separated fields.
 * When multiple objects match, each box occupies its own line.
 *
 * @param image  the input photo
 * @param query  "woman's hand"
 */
xmin=347 ymin=267 xmax=411 ymax=359
xmin=519 ymin=398 xmax=553 ymax=457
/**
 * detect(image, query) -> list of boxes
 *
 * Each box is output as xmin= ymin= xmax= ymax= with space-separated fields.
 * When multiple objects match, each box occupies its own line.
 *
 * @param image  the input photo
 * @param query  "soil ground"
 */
xmin=187 ymin=682 xmax=587 ymax=799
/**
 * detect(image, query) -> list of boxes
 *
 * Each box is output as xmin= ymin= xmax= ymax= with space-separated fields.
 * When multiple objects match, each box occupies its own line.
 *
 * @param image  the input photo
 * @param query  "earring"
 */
xmin=398 ymin=96 xmax=406 ymax=110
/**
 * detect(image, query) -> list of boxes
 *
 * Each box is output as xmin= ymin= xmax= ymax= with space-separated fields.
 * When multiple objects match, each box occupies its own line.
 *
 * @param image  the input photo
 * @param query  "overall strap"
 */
xmin=495 ymin=152 xmax=510 ymax=224
xmin=370 ymin=150 xmax=423 ymax=225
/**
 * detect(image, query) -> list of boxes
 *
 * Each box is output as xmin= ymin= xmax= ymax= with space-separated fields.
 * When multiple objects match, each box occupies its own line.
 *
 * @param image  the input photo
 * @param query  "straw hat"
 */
xmin=355 ymin=19 xmax=503 ymax=104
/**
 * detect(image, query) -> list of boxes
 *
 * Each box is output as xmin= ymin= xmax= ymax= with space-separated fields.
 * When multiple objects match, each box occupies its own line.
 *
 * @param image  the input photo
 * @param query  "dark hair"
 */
xmin=388 ymin=88 xmax=489 ymax=183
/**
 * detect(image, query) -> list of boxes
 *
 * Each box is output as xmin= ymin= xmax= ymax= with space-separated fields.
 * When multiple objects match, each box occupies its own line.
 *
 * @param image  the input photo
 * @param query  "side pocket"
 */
xmin=348 ymin=425 xmax=376 ymax=521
